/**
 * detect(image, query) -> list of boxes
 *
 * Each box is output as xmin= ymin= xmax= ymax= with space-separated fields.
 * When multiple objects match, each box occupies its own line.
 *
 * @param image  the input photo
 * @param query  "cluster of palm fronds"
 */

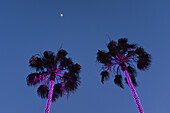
xmin=97 ymin=38 xmax=151 ymax=88
xmin=26 ymin=49 xmax=81 ymax=102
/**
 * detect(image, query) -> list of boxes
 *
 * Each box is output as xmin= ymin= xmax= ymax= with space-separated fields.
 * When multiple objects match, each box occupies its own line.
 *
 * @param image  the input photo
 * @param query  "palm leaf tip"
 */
xmin=107 ymin=40 xmax=117 ymax=56
xmin=96 ymin=50 xmax=111 ymax=65
xmin=65 ymin=80 xmax=79 ymax=92
xmin=118 ymin=38 xmax=129 ymax=51
xmin=43 ymin=51 xmax=55 ymax=59
xmin=136 ymin=47 xmax=151 ymax=70
xmin=37 ymin=85 xmax=49 ymax=99
xmin=71 ymin=75 xmax=80 ymax=83
xmin=29 ymin=56 xmax=43 ymax=70
xmin=127 ymin=44 xmax=137 ymax=49
xmin=135 ymin=47 xmax=145 ymax=55
xmin=29 ymin=56 xmax=37 ymax=66
xmin=114 ymin=75 xmax=124 ymax=88
xmin=52 ymin=93 xmax=59 ymax=102
xmin=100 ymin=71 xmax=110 ymax=84
xmin=26 ymin=73 xmax=41 ymax=86
xmin=57 ymin=49 xmax=68 ymax=59
xmin=118 ymin=38 xmax=128 ymax=45
xmin=64 ymin=74 xmax=80 ymax=92
xmin=69 ymin=63 xmax=81 ymax=74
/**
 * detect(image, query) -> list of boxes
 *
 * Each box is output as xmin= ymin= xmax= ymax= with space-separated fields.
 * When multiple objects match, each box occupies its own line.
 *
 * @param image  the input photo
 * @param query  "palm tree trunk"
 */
xmin=123 ymin=70 xmax=144 ymax=113
xmin=44 ymin=80 xmax=54 ymax=113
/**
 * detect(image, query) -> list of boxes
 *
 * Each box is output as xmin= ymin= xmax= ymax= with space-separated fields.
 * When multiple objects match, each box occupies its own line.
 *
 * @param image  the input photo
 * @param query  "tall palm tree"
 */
xmin=26 ymin=49 xmax=81 ymax=113
xmin=96 ymin=38 xmax=151 ymax=113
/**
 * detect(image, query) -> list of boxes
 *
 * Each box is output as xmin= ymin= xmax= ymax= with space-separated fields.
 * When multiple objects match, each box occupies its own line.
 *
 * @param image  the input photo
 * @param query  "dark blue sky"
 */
xmin=0 ymin=0 xmax=170 ymax=113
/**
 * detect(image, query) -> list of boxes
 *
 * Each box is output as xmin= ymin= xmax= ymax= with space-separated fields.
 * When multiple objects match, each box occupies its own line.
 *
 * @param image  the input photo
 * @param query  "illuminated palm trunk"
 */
xmin=44 ymin=80 xmax=54 ymax=113
xmin=123 ymin=70 xmax=144 ymax=113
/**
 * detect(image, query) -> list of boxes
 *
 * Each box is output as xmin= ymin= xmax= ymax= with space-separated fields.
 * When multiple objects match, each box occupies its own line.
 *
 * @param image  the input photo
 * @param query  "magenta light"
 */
xmin=108 ymin=51 xmax=144 ymax=113
xmin=124 ymin=70 xmax=144 ymax=113
xmin=44 ymin=80 xmax=55 ymax=113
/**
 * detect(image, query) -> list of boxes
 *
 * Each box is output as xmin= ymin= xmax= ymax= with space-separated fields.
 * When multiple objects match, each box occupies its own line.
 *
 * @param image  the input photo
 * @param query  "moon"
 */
xmin=60 ymin=13 xmax=63 ymax=17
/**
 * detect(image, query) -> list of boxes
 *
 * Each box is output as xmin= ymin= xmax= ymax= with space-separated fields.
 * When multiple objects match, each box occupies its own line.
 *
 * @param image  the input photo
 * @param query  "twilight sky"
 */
xmin=0 ymin=0 xmax=170 ymax=113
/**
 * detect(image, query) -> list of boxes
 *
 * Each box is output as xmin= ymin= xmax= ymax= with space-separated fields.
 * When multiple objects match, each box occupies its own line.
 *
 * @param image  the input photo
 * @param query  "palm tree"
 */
xmin=96 ymin=38 xmax=151 ymax=113
xmin=26 ymin=49 xmax=81 ymax=113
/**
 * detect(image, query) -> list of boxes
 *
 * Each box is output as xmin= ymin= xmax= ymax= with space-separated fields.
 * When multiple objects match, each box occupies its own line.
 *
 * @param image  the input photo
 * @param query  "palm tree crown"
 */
xmin=27 ymin=49 xmax=81 ymax=102
xmin=97 ymin=38 xmax=151 ymax=88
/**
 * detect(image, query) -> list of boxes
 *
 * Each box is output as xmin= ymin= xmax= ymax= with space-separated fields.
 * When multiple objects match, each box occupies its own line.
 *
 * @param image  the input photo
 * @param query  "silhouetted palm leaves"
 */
xmin=114 ymin=75 xmax=124 ymax=88
xmin=27 ymin=49 xmax=81 ymax=102
xmin=97 ymin=38 xmax=151 ymax=112
xmin=37 ymin=85 xmax=49 ymax=99
xmin=97 ymin=38 xmax=151 ymax=88
xmin=100 ymin=71 xmax=110 ymax=84
xmin=27 ymin=72 xmax=42 ymax=86
xmin=52 ymin=84 xmax=63 ymax=102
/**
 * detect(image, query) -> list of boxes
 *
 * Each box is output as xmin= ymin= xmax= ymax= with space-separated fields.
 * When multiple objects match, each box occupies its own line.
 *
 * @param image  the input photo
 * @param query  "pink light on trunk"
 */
xmin=44 ymin=80 xmax=55 ymax=113
xmin=123 ymin=70 xmax=144 ymax=113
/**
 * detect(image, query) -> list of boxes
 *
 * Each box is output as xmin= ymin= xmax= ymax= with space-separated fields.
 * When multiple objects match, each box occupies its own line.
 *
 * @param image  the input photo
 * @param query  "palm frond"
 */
xmin=70 ymin=75 xmax=80 ymax=83
xmin=136 ymin=47 xmax=151 ymax=70
xmin=97 ymin=50 xmax=112 ymax=65
xmin=64 ymin=72 xmax=80 ymax=92
xmin=60 ymin=57 xmax=73 ymax=68
xmin=64 ymin=73 xmax=80 ymax=92
xmin=62 ymin=73 xmax=70 ymax=81
xmin=118 ymin=38 xmax=128 ymax=52
xmin=100 ymin=71 xmax=110 ymax=84
xmin=53 ymin=84 xmax=63 ymax=96
xmin=118 ymin=38 xmax=128 ymax=44
xmin=63 ymin=72 xmax=80 ymax=83
xmin=57 ymin=49 xmax=68 ymax=59
xmin=137 ymin=58 xmax=151 ymax=70
xmin=127 ymin=66 xmax=137 ymax=77
xmin=26 ymin=73 xmax=42 ymax=86
xmin=97 ymin=38 xmax=151 ymax=90
xmin=135 ymin=47 xmax=145 ymax=55
xmin=43 ymin=51 xmax=55 ymax=60
xmin=125 ymin=75 xmax=138 ymax=87
xmin=27 ymin=49 xmax=81 ymax=102
xmin=107 ymin=40 xmax=117 ymax=57
xmin=37 ymin=85 xmax=49 ymax=99
xmin=52 ymin=84 xmax=63 ymax=102
xmin=127 ymin=51 xmax=136 ymax=58
xmin=127 ymin=44 xmax=137 ymax=49
xmin=29 ymin=56 xmax=43 ymax=71
xmin=65 ymin=80 xmax=79 ymax=92
xmin=42 ymin=51 xmax=55 ymax=69
xmin=52 ymin=92 xmax=59 ymax=102
xmin=114 ymin=75 xmax=124 ymax=88
xmin=68 ymin=63 xmax=81 ymax=74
